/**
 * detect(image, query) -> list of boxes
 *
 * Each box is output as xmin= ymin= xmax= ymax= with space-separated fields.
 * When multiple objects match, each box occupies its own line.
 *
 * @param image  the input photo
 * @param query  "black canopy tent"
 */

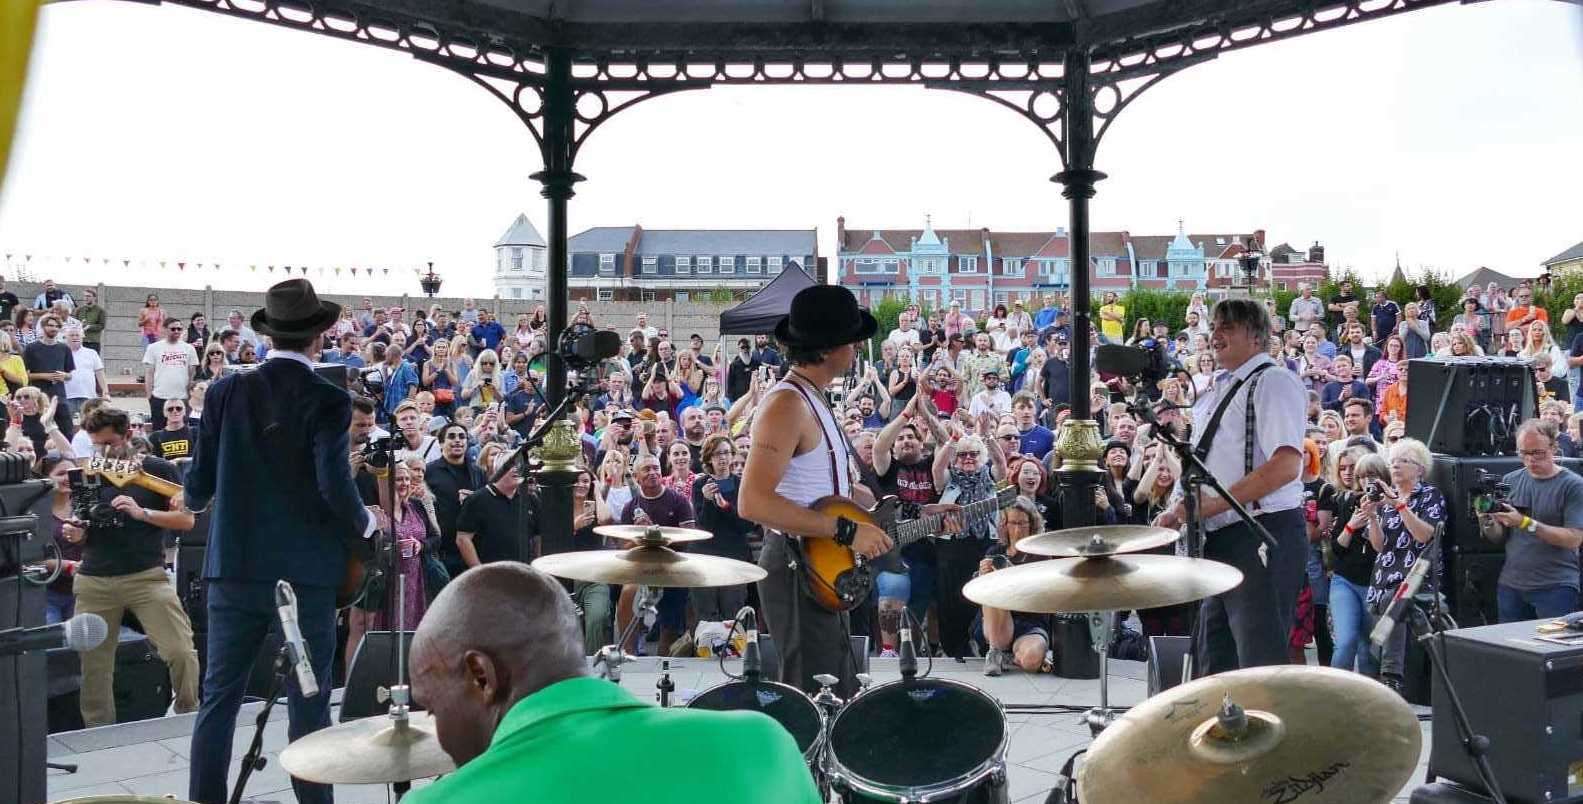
xmin=719 ymin=261 xmax=816 ymax=335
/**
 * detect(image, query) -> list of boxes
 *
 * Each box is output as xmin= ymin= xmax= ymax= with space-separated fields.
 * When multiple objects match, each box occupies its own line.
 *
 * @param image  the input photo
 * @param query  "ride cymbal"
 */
xmin=1017 ymin=525 xmax=1180 ymax=558
xmin=962 ymin=554 xmax=1242 ymax=613
xmin=1079 ymin=665 xmax=1422 ymax=804
xmin=594 ymin=524 xmax=713 ymax=545
xmin=279 ymin=711 xmax=455 ymax=785
xmin=533 ymin=546 xmax=767 ymax=588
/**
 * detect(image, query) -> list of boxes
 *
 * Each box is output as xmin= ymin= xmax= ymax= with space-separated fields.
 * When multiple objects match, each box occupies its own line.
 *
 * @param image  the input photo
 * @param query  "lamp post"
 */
xmin=419 ymin=261 xmax=442 ymax=298
xmin=1239 ymin=239 xmax=1264 ymax=291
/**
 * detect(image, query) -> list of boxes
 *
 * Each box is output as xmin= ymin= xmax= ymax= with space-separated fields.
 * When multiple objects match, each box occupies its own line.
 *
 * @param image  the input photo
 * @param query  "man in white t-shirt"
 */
xmin=143 ymin=318 xmax=199 ymax=419
xmin=968 ymin=369 xmax=1012 ymax=417
xmin=64 ymin=327 xmax=107 ymax=417
xmin=886 ymin=310 xmax=922 ymax=351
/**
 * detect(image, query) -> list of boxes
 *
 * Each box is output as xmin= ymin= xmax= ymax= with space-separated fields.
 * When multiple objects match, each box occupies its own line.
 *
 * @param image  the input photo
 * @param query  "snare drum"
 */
xmin=685 ymin=679 xmax=826 ymax=769
xmin=827 ymin=677 xmax=1008 ymax=803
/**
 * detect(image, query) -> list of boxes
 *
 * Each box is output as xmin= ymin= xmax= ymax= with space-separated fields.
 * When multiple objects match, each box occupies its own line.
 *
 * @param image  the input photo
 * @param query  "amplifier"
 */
xmin=1407 ymin=357 xmax=1535 ymax=456
xmin=1429 ymin=619 xmax=1583 ymax=803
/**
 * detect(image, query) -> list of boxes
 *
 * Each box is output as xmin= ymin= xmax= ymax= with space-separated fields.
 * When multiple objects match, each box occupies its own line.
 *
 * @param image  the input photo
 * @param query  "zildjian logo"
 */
xmin=1262 ymin=762 xmax=1349 ymax=803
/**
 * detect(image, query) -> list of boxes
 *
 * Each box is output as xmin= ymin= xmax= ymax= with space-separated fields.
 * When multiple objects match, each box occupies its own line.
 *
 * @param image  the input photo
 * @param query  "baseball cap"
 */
xmin=611 ymin=409 xmax=635 ymax=422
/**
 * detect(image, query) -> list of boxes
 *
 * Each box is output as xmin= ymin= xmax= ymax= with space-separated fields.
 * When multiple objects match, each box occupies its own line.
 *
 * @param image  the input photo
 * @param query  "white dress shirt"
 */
xmin=1189 ymin=352 xmax=1307 ymax=531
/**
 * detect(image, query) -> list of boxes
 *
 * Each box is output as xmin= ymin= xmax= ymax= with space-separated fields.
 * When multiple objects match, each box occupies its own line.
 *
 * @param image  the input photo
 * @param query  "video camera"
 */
xmin=1469 ymin=468 xmax=1513 ymax=515
xmin=1094 ymin=340 xmax=1170 ymax=387
xmin=359 ymin=436 xmax=395 ymax=471
xmin=67 ymin=468 xmax=123 ymax=529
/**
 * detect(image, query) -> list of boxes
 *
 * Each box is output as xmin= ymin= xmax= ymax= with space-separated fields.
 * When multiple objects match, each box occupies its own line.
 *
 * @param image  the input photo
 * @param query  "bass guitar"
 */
xmin=800 ymin=486 xmax=1019 ymax=613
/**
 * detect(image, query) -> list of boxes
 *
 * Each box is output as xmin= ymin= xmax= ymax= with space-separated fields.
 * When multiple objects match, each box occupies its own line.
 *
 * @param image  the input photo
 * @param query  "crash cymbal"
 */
xmin=53 ymin=798 xmax=199 ymax=803
xmin=1018 ymin=525 xmax=1180 ymax=558
xmin=533 ymin=546 xmax=767 ymax=588
xmin=962 ymin=554 xmax=1242 ymax=613
xmin=280 ymin=711 xmax=455 ymax=785
xmin=1079 ymin=665 xmax=1422 ymax=804
xmin=594 ymin=524 xmax=712 ymax=545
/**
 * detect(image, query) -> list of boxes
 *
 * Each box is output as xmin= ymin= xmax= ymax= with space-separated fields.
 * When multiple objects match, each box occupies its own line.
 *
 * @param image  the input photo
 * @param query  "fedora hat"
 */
xmin=251 ymin=278 xmax=340 ymax=340
xmin=774 ymin=285 xmax=878 ymax=351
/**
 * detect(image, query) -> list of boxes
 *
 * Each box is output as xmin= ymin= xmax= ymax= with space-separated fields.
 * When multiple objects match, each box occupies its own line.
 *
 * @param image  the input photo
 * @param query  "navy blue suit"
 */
xmin=185 ymin=356 xmax=369 ymax=804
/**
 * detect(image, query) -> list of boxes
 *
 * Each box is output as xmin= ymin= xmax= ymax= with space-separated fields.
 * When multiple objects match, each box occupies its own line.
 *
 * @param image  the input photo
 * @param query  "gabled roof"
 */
xmin=1455 ymin=266 xmax=1522 ymax=290
xmin=1089 ymin=232 xmax=1129 ymax=258
xmin=568 ymin=226 xmax=639 ymax=253
xmin=1031 ymin=232 xmax=1068 ymax=259
xmin=1128 ymin=235 xmax=1173 ymax=261
xmin=1543 ymin=240 xmax=1583 ymax=268
xmin=987 ymin=232 xmax=1055 ymax=259
xmin=495 ymin=213 xmax=546 ymax=248
xmin=635 ymin=229 xmax=816 ymax=256
xmin=856 ymin=234 xmax=897 ymax=256
xmin=839 ymin=229 xmax=985 ymax=256
xmin=1192 ymin=233 xmax=1254 ymax=260
xmin=1269 ymin=243 xmax=1298 ymax=259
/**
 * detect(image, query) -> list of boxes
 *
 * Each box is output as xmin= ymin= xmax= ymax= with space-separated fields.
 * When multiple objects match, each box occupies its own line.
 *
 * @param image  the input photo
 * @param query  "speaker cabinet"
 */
xmin=1406 ymin=357 xmax=1535 ymax=456
xmin=1147 ymin=635 xmax=1192 ymax=696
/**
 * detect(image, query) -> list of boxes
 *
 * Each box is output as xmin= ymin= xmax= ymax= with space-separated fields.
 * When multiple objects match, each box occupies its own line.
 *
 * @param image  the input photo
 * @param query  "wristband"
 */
xmin=1341 ymin=524 xmax=1354 ymax=536
xmin=1520 ymin=515 xmax=1534 ymax=531
xmin=833 ymin=517 xmax=857 ymax=547
xmin=1394 ymin=502 xmax=1409 ymax=513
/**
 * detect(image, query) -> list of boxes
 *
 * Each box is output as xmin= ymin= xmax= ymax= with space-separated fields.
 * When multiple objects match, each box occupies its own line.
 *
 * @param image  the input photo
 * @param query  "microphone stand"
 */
xmin=230 ymin=643 xmax=293 ymax=804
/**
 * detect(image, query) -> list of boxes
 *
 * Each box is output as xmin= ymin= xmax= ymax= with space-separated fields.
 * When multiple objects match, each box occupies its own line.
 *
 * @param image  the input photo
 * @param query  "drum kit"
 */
xmin=56 ymin=524 xmax=1420 ymax=804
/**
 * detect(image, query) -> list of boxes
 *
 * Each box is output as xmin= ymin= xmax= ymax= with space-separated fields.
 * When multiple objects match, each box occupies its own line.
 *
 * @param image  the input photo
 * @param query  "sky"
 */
xmin=0 ymin=0 xmax=1580 ymax=297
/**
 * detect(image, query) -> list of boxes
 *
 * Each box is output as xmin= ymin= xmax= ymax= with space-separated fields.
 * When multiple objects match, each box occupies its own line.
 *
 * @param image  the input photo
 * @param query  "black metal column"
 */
xmin=1052 ymin=48 xmax=1107 ymax=528
xmin=529 ymin=47 xmax=584 ymax=559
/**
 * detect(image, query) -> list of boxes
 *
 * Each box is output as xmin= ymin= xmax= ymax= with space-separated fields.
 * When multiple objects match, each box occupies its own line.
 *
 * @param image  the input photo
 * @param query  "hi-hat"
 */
xmin=1079 ymin=665 xmax=1422 ymax=804
xmin=533 ymin=546 xmax=767 ymax=588
xmin=962 ymin=555 xmax=1242 ymax=613
xmin=280 ymin=711 xmax=455 ymax=785
xmin=1018 ymin=525 xmax=1180 ymax=558
xmin=594 ymin=524 xmax=712 ymax=545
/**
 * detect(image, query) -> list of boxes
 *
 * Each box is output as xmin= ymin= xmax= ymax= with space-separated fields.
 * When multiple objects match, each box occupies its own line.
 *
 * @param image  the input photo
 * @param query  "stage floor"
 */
xmin=44 ymin=656 xmax=1435 ymax=803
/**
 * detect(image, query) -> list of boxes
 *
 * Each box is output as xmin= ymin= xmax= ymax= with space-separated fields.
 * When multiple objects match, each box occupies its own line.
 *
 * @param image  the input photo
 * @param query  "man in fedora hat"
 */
xmin=738 ymin=284 xmax=893 ymax=697
xmin=185 ymin=279 xmax=374 ymax=804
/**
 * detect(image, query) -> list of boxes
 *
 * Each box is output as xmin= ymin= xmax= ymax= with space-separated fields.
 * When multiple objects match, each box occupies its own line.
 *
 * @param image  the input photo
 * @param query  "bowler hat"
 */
xmin=251 ymin=279 xmax=340 ymax=340
xmin=774 ymin=285 xmax=878 ymax=351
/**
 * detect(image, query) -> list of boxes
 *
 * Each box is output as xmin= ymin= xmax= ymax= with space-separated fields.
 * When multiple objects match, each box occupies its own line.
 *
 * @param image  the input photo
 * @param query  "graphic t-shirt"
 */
xmin=149 ymin=426 xmax=194 ymax=461
xmin=877 ymin=455 xmax=938 ymax=520
xmin=142 ymin=339 xmax=198 ymax=400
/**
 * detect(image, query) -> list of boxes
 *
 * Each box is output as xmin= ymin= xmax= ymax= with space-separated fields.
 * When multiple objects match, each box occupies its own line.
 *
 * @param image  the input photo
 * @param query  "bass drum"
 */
xmin=827 ymin=677 xmax=1009 ymax=803
xmin=685 ymin=679 xmax=826 ymax=769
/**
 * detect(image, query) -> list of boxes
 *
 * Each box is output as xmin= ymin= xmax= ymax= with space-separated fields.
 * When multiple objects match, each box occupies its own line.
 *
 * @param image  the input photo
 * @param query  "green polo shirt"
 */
xmin=405 ymin=676 xmax=820 ymax=804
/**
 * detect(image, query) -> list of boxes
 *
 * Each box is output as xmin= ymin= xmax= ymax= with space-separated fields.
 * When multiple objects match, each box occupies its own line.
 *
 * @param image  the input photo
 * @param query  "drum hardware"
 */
xmin=656 ymin=658 xmax=675 ymax=707
xmin=811 ymin=673 xmax=845 ymax=718
xmin=686 ymin=677 xmax=829 ymax=790
xmin=1083 ymin=611 xmax=1117 ymax=736
xmin=591 ymin=585 xmax=658 ymax=683
xmin=1077 ymin=665 xmax=1422 ymax=804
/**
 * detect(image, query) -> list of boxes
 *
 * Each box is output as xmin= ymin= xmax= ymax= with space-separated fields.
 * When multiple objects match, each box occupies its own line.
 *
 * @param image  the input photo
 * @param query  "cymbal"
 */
xmin=1079 ymin=665 xmax=1422 ymax=804
xmin=1018 ymin=525 xmax=1180 ymax=558
xmin=962 ymin=555 xmax=1242 ymax=613
xmin=594 ymin=524 xmax=712 ymax=545
xmin=533 ymin=546 xmax=767 ymax=588
xmin=280 ymin=711 xmax=455 ymax=785
xmin=53 ymin=798 xmax=199 ymax=803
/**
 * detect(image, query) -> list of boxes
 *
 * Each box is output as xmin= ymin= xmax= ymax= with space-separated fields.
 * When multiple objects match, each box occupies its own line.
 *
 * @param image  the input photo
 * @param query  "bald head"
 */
xmin=411 ymin=563 xmax=585 ymax=766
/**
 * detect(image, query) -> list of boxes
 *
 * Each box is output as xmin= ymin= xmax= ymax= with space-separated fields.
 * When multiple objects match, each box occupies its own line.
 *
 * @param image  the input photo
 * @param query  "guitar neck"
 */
xmin=893 ymin=492 xmax=1008 ymax=546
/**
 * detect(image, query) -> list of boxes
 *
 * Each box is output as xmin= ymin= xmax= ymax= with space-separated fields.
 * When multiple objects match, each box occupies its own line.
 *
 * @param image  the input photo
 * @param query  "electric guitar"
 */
xmin=85 ymin=457 xmax=184 ymax=500
xmin=800 ymin=486 xmax=1020 ymax=613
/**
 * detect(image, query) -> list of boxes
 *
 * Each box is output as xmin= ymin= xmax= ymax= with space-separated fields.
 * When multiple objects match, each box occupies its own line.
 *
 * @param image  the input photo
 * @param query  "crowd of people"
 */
xmin=17 ymin=270 xmax=1583 ymax=729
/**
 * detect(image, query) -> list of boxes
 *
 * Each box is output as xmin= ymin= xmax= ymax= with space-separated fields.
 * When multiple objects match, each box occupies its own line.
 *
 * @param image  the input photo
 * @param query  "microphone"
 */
xmin=737 ymin=606 xmax=761 ymax=680
xmin=898 ymin=621 xmax=919 ymax=680
xmin=0 ymin=613 xmax=107 ymax=657
xmin=275 ymin=580 xmax=320 ymax=698
xmin=1370 ymin=553 xmax=1433 ymax=649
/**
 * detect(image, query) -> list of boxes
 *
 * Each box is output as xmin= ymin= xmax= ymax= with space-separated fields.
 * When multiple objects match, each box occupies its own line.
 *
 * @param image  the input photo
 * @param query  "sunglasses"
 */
xmin=444 ymin=433 xmax=469 ymax=441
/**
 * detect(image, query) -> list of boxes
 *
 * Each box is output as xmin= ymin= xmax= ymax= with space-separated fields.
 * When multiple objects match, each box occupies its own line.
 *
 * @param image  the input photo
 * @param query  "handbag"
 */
xmin=432 ymin=388 xmax=455 ymax=405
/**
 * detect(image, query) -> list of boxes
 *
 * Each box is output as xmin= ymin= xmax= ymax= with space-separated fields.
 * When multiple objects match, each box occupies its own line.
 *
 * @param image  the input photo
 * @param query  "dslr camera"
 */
xmin=1362 ymin=479 xmax=1389 ymax=506
xmin=67 ymin=468 xmax=124 ymax=529
xmin=1470 ymin=468 xmax=1513 ymax=515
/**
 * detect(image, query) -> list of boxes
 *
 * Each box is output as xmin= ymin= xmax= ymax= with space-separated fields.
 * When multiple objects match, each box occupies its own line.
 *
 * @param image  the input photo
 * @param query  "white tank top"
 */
xmin=768 ymin=375 xmax=852 ymax=508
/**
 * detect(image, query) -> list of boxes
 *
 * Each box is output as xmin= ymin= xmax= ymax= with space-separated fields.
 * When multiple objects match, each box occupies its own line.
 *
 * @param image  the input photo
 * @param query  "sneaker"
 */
xmin=879 ymin=648 xmax=898 ymax=659
xmin=983 ymin=647 xmax=1007 ymax=677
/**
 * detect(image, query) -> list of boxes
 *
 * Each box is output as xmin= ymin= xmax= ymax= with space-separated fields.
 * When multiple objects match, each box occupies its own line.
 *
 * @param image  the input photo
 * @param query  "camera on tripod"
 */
xmin=1094 ymin=341 xmax=1170 ymax=388
xmin=67 ymin=468 xmax=124 ymax=529
xmin=358 ymin=367 xmax=385 ymax=398
xmin=1469 ymin=468 xmax=1512 ymax=514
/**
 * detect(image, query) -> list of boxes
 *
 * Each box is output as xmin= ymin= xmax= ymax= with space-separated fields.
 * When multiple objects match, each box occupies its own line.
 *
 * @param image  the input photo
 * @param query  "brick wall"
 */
xmin=5 ymin=282 xmax=738 ymax=382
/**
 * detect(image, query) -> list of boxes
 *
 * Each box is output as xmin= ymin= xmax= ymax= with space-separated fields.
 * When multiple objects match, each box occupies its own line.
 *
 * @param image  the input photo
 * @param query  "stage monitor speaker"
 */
xmin=1147 ymin=635 xmax=1192 ymax=696
xmin=1406 ymin=357 xmax=1535 ymax=456
xmin=342 ymin=630 xmax=421 ymax=721
xmin=1445 ymin=552 xmax=1504 ymax=628
xmin=0 ymin=576 xmax=46 ymax=804
xmin=1429 ymin=619 xmax=1583 ymax=803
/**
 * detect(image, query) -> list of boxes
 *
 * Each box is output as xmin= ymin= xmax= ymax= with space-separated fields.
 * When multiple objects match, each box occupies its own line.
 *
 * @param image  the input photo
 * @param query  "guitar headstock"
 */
xmin=86 ymin=456 xmax=143 ymax=489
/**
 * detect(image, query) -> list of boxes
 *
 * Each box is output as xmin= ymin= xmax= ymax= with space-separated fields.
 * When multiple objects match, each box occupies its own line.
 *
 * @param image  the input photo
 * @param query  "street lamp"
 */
xmin=419 ymin=261 xmax=442 ymax=298
xmin=1239 ymin=238 xmax=1264 ymax=288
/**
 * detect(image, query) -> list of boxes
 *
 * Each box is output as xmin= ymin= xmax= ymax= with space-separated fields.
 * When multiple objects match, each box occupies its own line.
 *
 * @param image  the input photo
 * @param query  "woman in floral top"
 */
xmin=662 ymin=440 xmax=696 ymax=498
xmin=1363 ymin=437 xmax=1446 ymax=693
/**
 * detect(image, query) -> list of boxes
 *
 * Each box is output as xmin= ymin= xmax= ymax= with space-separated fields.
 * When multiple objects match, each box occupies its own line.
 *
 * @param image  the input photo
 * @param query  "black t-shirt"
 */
xmin=1319 ymin=483 xmax=1376 ymax=586
xmin=691 ymin=474 xmax=753 ymax=562
xmin=149 ymin=426 xmax=195 ymax=461
xmin=455 ymin=485 xmax=536 ymax=565
xmin=1042 ymin=357 xmax=1071 ymax=407
xmin=877 ymin=455 xmax=939 ymax=520
xmin=0 ymin=291 xmax=19 ymax=321
xmin=425 ymin=457 xmax=485 ymax=557
xmin=79 ymin=457 xmax=182 ymax=577
xmin=1329 ymin=293 xmax=1357 ymax=327
xmin=1544 ymin=377 xmax=1571 ymax=404
xmin=23 ymin=339 xmax=74 ymax=399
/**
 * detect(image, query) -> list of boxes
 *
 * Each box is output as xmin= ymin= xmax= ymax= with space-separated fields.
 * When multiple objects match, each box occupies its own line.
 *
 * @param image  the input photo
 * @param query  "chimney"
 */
xmin=1308 ymin=241 xmax=1325 ymax=264
xmin=836 ymin=216 xmax=846 ymax=253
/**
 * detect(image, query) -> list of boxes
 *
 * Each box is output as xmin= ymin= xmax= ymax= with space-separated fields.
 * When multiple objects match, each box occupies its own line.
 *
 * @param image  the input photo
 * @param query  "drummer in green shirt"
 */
xmin=403 ymin=562 xmax=820 ymax=804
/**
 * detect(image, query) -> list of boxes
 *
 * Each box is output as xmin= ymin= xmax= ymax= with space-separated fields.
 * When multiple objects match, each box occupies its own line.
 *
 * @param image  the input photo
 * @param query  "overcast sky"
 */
xmin=0 ymin=0 xmax=1579 ymax=297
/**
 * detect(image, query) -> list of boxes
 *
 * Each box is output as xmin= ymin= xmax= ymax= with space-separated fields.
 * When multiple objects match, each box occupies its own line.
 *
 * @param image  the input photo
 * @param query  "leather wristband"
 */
xmin=834 ymin=516 xmax=857 ymax=547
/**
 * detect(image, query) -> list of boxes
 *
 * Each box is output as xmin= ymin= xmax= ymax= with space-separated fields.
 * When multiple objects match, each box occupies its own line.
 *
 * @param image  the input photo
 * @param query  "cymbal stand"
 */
xmin=593 ymin=585 xmax=658 ymax=682
xmin=656 ymin=659 xmax=675 ymax=707
xmin=1084 ymin=609 xmax=1116 ymax=736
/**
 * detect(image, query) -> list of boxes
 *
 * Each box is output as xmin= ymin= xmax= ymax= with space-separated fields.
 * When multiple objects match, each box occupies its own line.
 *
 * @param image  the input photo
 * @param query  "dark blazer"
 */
xmin=185 ymin=357 xmax=370 ymax=589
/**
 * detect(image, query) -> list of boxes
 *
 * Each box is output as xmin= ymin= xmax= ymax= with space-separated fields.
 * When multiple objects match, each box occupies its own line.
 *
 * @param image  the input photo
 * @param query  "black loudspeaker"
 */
xmin=342 ymin=630 xmax=421 ymax=721
xmin=0 ymin=577 xmax=46 ymax=804
xmin=1147 ymin=635 xmax=1192 ymax=696
xmin=112 ymin=634 xmax=174 ymax=723
xmin=1429 ymin=619 xmax=1583 ymax=803
xmin=1053 ymin=614 xmax=1099 ymax=679
xmin=1406 ymin=357 xmax=1535 ymax=456
xmin=1446 ymin=552 xmax=1504 ymax=628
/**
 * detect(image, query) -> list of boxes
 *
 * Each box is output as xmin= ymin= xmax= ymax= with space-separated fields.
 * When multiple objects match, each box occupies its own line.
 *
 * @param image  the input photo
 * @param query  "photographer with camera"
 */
xmin=1361 ymin=437 xmax=1446 ymax=693
xmin=642 ymin=353 xmax=684 ymax=416
xmin=1485 ymin=419 xmax=1583 ymax=621
xmin=71 ymin=406 xmax=199 ymax=727
xmin=366 ymin=340 xmax=419 ymax=425
xmin=1324 ymin=449 xmax=1388 ymax=675
xmin=973 ymin=498 xmax=1051 ymax=677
